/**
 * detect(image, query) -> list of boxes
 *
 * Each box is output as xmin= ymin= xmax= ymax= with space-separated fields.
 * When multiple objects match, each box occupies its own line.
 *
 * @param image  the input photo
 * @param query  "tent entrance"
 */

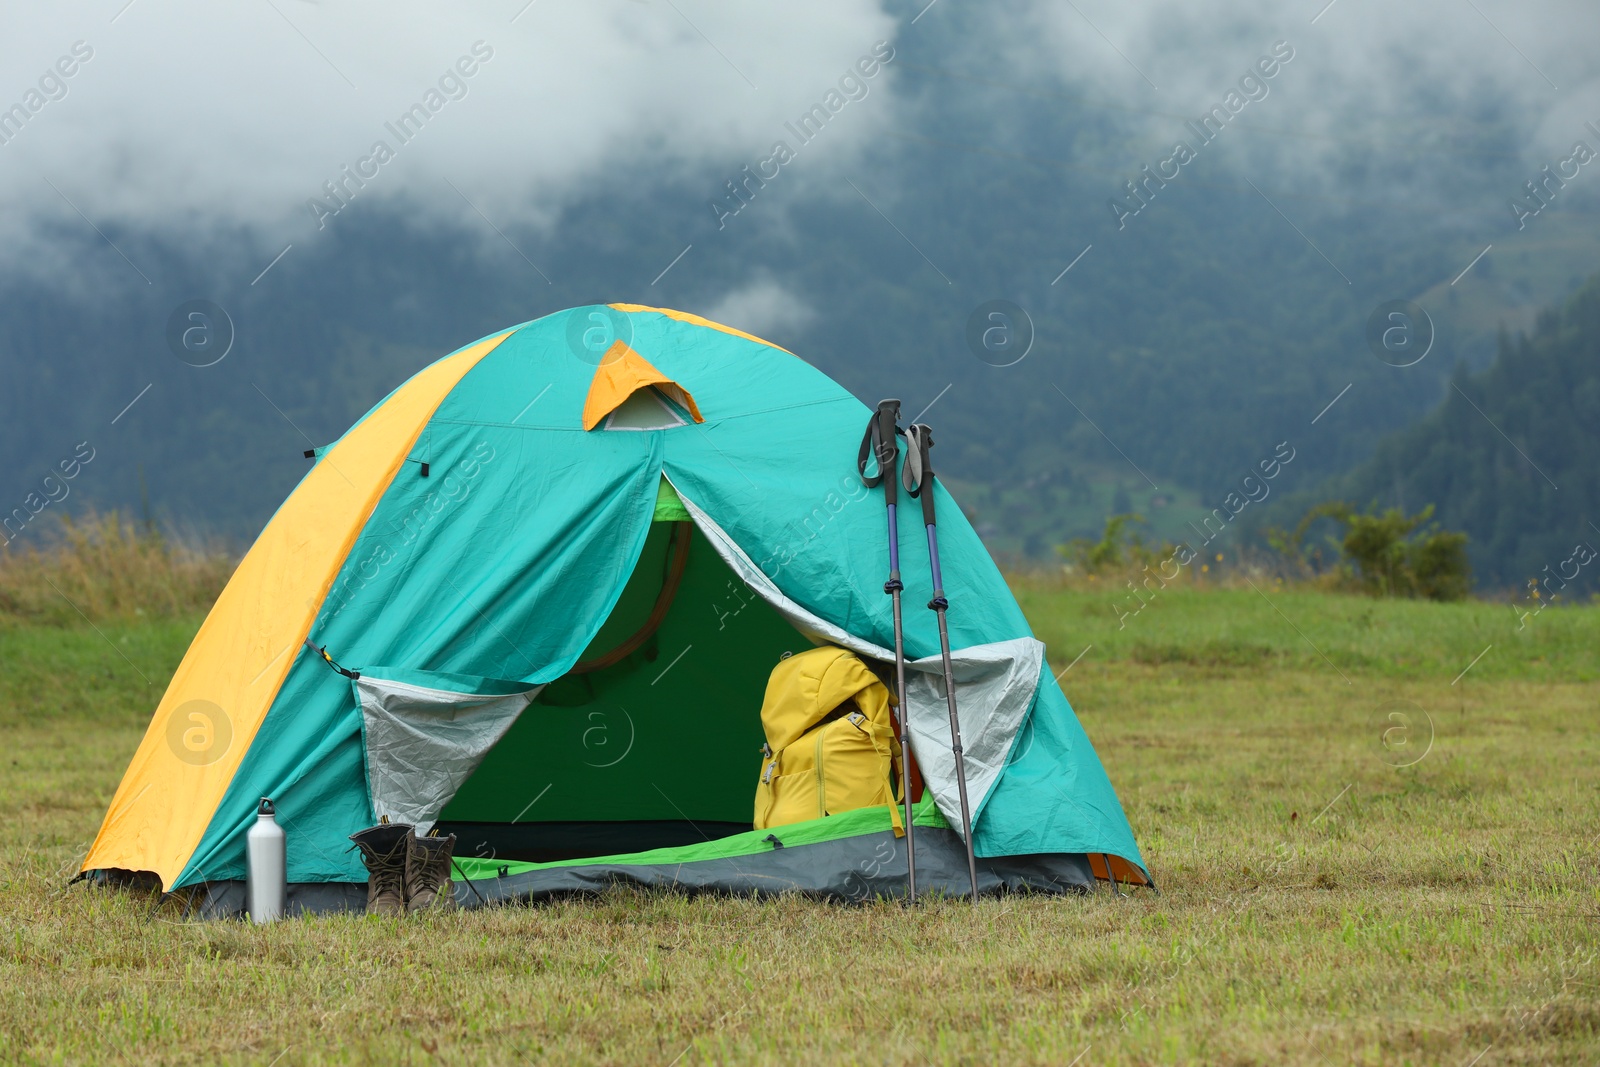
xmin=436 ymin=515 xmax=810 ymax=863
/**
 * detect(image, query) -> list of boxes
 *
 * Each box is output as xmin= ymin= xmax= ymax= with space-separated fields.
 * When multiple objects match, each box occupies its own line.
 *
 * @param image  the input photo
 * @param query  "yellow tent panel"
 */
xmin=82 ymin=331 xmax=513 ymax=888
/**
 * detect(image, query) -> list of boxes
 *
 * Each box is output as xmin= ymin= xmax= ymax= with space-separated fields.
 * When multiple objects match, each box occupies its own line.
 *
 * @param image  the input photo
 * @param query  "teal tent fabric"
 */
xmin=175 ymin=307 xmax=1146 ymax=888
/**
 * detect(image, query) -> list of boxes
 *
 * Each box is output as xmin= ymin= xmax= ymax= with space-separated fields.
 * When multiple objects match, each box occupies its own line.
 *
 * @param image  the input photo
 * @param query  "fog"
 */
xmin=6 ymin=0 xmax=1596 ymax=276
xmin=0 ymin=1 xmax=899 ymax=268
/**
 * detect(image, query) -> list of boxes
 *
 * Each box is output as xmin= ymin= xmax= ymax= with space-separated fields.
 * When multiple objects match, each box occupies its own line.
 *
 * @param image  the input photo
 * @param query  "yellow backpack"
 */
xmin=753 ymin=646 xmax=904 ymax=836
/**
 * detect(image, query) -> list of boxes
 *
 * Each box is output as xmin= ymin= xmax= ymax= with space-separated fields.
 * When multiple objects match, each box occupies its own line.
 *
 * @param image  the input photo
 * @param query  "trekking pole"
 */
xmin=858 ymin=399 xmax=918 ymax=903
xmin=904 ymin=423 xmax=981 ymax=903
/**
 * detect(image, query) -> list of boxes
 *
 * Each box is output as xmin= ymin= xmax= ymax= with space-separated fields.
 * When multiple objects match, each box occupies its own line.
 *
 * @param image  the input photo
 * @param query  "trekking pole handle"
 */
xmin=875 ymin=400 xmax=901 ymax=507
xmin=861 ymin=400 xmax=905 ymax=590
xmin=909 ymin=424 xmax=938 ymax=530
xmin=908 ymin=424 xmax=948 ymax=599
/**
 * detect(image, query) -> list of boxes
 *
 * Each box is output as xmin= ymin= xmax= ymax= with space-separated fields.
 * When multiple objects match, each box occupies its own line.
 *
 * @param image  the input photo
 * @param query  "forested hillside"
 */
xmin=1323 ymin=274 xmax=1600 ymax=593
xmin=2 ymin=2 xmax=1597 ymax=570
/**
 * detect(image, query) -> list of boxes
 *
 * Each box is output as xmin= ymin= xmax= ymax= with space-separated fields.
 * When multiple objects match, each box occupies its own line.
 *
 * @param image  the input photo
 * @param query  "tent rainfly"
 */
xmin=82 ymin=304 xmax=1150 ymax=913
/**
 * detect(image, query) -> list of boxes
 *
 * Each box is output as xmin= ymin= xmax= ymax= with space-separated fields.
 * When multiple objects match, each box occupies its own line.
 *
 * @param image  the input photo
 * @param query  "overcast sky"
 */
xmin=0 ymin=1 xmax=898 ymax=266
xmin=2 ymin=0 xmax=1596 ymax=280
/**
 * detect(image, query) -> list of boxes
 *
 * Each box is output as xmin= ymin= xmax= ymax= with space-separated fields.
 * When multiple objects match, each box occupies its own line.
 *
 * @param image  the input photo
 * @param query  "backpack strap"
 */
xmin=887 ymin=773 xmax=904 ymax=838
xmin=867 ymin=718 xmax=905 ymax=839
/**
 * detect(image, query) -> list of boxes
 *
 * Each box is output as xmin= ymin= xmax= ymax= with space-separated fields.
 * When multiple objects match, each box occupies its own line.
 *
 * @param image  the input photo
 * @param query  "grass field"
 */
xmin=3 ymin=573 xmax=1598 ymax=1064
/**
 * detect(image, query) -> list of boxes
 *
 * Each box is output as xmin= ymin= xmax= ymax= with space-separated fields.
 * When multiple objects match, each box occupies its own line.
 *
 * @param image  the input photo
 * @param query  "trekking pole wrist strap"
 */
xmin=858 ymin=400 xmax=903 ymax=502
xmin=904 ymin=424 xmax=938 ymax=526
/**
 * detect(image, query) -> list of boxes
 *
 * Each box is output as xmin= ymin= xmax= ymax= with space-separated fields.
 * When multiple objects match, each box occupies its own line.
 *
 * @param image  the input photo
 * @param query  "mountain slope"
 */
xmin=2 ymin=6 xmax=1598 ymax=559
xmin=1329 ymin=274 xmax=1600 ymax=592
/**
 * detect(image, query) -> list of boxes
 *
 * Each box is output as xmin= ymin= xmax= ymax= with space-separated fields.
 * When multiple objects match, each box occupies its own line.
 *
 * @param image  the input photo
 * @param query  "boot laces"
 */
xmin=414 ymin=846 xmax=448 ymax=891
xmin=366 ymin=839 xmax=408 ymax=896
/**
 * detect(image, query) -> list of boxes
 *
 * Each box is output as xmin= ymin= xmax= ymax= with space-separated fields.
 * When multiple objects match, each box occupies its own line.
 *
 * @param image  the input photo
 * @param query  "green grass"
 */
xmin=1014 ymin=579 xmax=1600 ymax=683
xmin=3 ymin=584 xmax=1598 ymax=1064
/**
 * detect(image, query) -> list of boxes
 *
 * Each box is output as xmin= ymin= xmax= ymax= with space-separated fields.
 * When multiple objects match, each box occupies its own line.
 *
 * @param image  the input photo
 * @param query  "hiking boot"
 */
xmin=405 ymin=832 xmax=458 ymax=913
xmin=349 ymin=823 xmax=413 ymax=917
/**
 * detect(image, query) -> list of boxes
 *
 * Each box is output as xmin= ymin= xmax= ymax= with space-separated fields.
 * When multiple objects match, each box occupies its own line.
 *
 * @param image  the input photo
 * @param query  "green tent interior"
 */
xmin=440 ymin=484 xmax=807 ymax=862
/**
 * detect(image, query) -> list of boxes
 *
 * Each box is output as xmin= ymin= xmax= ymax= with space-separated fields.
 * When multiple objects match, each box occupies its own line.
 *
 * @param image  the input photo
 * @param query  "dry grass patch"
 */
xmin=0 ymin=513 xmax=233 ymax=628
xmin=2 ymin=585 xmax=1598 ymax=1064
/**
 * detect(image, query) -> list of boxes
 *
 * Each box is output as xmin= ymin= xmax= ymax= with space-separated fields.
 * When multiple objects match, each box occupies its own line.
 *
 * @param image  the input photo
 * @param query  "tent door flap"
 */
xmin=354 ymin=669 xmax=544 ymax=832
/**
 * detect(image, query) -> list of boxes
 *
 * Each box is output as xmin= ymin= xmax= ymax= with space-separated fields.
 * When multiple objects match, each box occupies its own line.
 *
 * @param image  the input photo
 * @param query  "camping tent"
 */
xmin=82 ymin=304 xmax=1149 ymax=913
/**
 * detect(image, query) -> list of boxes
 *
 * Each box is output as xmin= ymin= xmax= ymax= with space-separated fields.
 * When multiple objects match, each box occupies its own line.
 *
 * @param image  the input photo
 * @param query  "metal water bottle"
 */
xmin=246 ymin=797 xmax=286 ymax=923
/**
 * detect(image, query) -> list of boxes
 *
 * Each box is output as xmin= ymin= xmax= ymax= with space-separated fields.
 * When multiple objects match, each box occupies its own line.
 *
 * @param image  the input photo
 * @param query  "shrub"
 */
xmin=1271 ymin=502 xmax=1471 ymax=600
xmin=1056 ymin=513 xmax=1173 ymax=575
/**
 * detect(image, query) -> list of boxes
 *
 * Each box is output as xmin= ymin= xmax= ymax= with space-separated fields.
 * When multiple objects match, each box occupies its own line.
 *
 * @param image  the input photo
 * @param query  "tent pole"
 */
xmin=905 ymin=423 xmax=981 ymax=904
xmin=859 ymin=400 xmax=918 ymax=903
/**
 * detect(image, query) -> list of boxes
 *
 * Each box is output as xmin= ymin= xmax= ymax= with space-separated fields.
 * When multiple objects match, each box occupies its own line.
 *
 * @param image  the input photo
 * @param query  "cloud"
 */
xmin=1010 ymin=0 xmax=1600 ymax=193
xmin=697 ymin=278 xmax=816 ymax=341
xmin=0 ymin=1 xmax=899 ymax=265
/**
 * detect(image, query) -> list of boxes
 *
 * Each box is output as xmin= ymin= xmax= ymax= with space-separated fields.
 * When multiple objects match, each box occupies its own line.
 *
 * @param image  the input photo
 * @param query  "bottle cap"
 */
xmin=258 ymin=797 xmax=275 ymax=816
